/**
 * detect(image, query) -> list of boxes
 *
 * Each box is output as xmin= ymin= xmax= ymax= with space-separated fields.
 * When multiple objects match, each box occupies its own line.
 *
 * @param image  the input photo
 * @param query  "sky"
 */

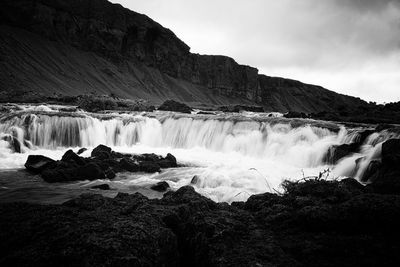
xmin=111 ymin=0 xmax=400 ymax=103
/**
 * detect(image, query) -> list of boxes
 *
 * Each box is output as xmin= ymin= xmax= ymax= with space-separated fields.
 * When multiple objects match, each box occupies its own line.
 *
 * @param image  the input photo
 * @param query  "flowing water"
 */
xmin=0 ymin=104 xmax=398 ymax=203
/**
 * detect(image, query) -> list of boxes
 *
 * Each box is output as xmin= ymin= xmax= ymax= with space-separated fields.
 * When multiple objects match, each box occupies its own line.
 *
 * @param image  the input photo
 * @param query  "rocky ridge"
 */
xmin=1 ymin=0 xmax=367 ymax=113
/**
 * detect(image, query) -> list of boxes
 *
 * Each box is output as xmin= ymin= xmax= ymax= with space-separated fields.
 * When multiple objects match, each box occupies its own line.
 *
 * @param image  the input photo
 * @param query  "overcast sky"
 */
xmin=111 ymin=0 xmax=400 ymax=103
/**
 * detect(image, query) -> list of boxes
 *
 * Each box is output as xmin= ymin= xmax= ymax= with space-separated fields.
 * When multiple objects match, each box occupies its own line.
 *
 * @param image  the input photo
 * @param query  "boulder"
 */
xmin=139 ymin=161 xmax=161 ymax=173
xmin=41 ymin=162 xmax=106 ymax=183
xmin=158 ymin=100 xmax=192 ymax=113
xmin=105 ymin=168 xmax=116 ymax=179
xmin=1 ymin=134 xmax=21 ymax=153
xmin=91 ymin=145 xmax=112 ymax=159
xmin=191 ymin=175 xmax=200 ymax=185
xmin=150 ymin=181 xmax=170 ymax=192
xmin=119 ymin=158 xmax=139 ymax=172
xmin=77 ymin=163 xmax=106 ymax=180
xmin=61 ymin=149 xmax=85 ymax=166
xmin=324 ymin=143 xmax=358 ymax=164
xmin=165 ymin=153 xmax=177 ymax=167
xmin=77 ymin=148 xmax=87 ymax=155
xmin=24 ymin=155 xmax=55 ymax=173
xmin=381 ymin=139 xmax=400 ymax=166
xmin=364 ymin=139 xmax=400 ymax=194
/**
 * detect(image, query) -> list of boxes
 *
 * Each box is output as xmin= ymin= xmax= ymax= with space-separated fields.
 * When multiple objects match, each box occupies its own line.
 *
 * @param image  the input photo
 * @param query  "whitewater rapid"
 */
xmin=0 ymin=105 xmax=397 ymax=203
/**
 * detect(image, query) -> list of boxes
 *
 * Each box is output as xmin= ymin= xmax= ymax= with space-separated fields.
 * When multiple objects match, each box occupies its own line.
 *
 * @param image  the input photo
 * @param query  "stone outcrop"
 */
xmin=1 ymin=178 xmax=400 ymax=266
xmin=25 ymin=145 xmax=179 ymax=183
xmin=0 ymin=0 xmax=369 ymax=113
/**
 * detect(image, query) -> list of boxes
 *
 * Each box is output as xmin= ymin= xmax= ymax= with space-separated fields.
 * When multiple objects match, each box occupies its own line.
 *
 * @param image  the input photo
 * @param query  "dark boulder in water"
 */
xmin=41 ymin=162 xmax=106 ymax=183
xmin=324 ymin=143 xmax=358 ymax=164
xmin=324 ymin=129 xmax=374 ymax=164
xmin=91 ymin=184 xmax=111 ymax=190
xmin=158 ymin=100 xmax=192 ymax=113
xmin=119 ymin=158 xmax=139 ymax=172
xmin=77 ymin=147 xmax=87 ymax=155
xmin=24 ymin=155 xmax=55 ymax=173
xmin=91 ymin=145 xmax=112 ymax=159
xmin=365 ymin=139 xmax=400 ymax=194
xmin=61 ymin=149 xmax=86 ymax=166
xmin=151 ymin=181 xmax=170 ymax=192
xmin=139 ymin=161 xmax=161 ymax=173
xmin=24 ymin=145 xmax=179 ymax=182
xmin=191 ymin=175 xmax=200 ymax=185
xmin=1 ymin=134 xmax=21 ymax=153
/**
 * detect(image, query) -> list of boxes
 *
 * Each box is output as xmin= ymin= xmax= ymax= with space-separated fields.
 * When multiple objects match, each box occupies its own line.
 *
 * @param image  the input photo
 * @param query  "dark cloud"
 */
xmin=336 ymin=0 xmax=400 ymax=12
xmin=112 ymin=0 xmax=400 ymax=103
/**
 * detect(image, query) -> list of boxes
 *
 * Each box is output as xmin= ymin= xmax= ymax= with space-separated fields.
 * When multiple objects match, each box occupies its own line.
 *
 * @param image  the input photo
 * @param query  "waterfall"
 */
xmin=1 ymin=109 xmax=399 ymax=202
xmin=0 ymin=113 xmax=347 ymax=166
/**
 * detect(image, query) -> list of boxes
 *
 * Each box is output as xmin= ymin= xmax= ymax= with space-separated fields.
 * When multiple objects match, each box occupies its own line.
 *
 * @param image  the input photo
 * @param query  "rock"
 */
xmin=1 ymin=134 xmax=21 ymax=153
xmin=364 ymin=139 xmax=400 ymax=194
xmin=191 ymin=175 xmax=200 ymax=185
xmin=77 ymin=148 xmax=87 ymax=155
xmin=77 ymin=163 xmax=106 ymax=181
xmin=284 ymin=111 xmax=309 ymax=119
xmin=24 ymin=155 xmax=55 ymax=173
xmin=165 ymin=153 xmax=177 ymax=167
xmin=41 ymin=162 xmax=106 ymax=183
xmin=91 ymin=184 xmax=111 ymax=190
xmin=381 ymin=139 xmax=400 ymax=166
xmin=119 ymin=158 xmax=139 ymax=172
xmin=139 ymin=161 xmax=161 ymax=173
xmin=2 ymin=178 xmax=400 ymax=266
xmin=91 ymin=145 xmax=112 ymax=159
xmin=61 ymin=149 xmax=85 ymax=166
xmin=158 ymin=100 xmax=192 ymax=113
xmin=105 ymin=168 xmax=116 ymax=179
xmin=150 ymin=181 xmax=170 ymax=192
xmin=360 ymin=160 xmax=381 ymax=182
xmin=219 ymin=105 xmax=264 ymax=113
xmin=324 ymin=143 xmax=359 ymax=164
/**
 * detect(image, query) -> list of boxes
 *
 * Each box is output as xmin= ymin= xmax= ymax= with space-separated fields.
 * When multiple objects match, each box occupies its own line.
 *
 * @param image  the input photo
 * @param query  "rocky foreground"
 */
xmin=0 ymin=177 xmax=399 ymax=266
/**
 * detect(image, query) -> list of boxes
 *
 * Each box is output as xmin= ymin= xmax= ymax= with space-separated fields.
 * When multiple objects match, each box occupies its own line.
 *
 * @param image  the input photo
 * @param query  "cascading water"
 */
xmin=0 ymin=107 xmax=398 ymax=203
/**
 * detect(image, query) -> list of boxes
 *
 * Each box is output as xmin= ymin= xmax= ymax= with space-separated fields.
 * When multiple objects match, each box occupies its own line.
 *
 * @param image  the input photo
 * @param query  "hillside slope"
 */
xmin=0 ymin=0 xmax=368 ymax=112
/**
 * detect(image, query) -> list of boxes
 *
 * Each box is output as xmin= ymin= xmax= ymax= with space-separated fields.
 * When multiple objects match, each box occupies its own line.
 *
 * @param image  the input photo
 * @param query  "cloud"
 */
xmin=112 ymin=0 xmax=400 ymax=103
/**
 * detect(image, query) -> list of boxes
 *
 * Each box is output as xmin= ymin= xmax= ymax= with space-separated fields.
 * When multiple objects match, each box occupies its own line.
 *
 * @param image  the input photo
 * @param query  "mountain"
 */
xmin=0 ymin=0 xmax=368 ymax=112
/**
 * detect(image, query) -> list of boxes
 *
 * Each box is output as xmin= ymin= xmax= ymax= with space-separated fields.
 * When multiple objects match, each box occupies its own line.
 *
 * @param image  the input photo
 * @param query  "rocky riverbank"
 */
xmin=0 ymin=177 xmax=399 ymax=266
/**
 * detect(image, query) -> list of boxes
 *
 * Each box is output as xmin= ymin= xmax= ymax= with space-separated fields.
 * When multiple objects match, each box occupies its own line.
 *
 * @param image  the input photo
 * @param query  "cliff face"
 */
xmin=0 ymin=0 xmax=367 ymax=112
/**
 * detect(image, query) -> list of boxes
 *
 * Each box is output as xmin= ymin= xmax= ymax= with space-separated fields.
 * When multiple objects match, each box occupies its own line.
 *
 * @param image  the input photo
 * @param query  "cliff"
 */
xmin=0 ymin=0 xmax=368 ymax=112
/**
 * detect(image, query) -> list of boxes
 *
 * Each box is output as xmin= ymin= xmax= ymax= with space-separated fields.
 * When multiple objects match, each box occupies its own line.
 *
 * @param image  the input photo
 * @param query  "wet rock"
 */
xmin=77 ymin=148 xmax=87 ymax=155
xmin=360 ymin=160 xmax=381 ymax=182
xmin=1 ymin=134 xmax=21 ymax=153
xmin=24 ymin=155 xmax=55 ymax=173
xmin=139 ymin=161 xmax=161 ymax=173
xmin=151 ymin=181 xmax=170 ymax=192
xmin=191 ymin=175 xmax=200 ymax=185
xmin=165 ymin=153 xmax=177 ymax=167
xmin=91 ymin=184 xmax=111 ymax=190
xmin=61 ymin=149 xmax=85 ymax=166
xmin=41 ymin=162 xmax=106 ymax=183
xmin=158 ymin=100 xmax=192 ymax=113
xmin=119 ymin=158 xmax=139 ymax=172
xmin=324 ymin=143 xmax=359 ymax=164
xmin=105 ymin=168 xmax=116 ymax=179
xmin=365 ymin=139 xmax=400 ymax=194
xmin=91 ymin=145 xmax=112 ymax=159
xmin=219 ymin=105 xmax=264 ymax=113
